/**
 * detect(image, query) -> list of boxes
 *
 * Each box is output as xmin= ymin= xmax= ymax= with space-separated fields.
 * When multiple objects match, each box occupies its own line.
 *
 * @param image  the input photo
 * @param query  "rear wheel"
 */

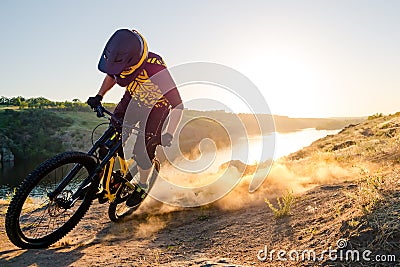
xmin=5 ymin=152 xmax=98 ymax=248
xmin=108 ymin=160 xmax=160 ymax=222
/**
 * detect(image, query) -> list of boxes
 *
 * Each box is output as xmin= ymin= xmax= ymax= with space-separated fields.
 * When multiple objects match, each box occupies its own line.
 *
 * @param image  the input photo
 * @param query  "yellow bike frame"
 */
xmin=98 ymin=155 xmax=135 ymax=202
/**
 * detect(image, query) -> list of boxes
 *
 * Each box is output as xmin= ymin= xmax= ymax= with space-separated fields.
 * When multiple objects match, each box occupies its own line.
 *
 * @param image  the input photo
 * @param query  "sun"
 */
xmin=238 ymin=53 xmax=324 ymax=117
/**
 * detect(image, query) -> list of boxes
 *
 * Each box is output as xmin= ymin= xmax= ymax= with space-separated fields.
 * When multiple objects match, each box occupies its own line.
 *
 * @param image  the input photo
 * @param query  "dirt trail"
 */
xmin=0 ymin=182 xmax=363 ymax=267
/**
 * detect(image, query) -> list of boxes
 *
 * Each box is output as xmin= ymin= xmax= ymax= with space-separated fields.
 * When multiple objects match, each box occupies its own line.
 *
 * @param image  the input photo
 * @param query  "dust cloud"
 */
xmin=134 ymin=153 xmax=360 ymax=215
xmin=119 ymin=136 xmax=366 ymax=239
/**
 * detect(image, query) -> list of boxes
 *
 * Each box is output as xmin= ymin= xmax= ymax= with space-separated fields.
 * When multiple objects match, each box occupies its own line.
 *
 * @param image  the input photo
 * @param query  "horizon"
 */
xmin=1 ymin=1 xmax=399 ymax=118
xmin=0 ymin=94 xmax=374 ymax=119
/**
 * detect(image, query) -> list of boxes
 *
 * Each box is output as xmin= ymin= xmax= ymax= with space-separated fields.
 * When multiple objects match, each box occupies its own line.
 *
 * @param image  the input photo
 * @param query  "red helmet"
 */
xmin=98 ymin=29 xmax=148 ymax=75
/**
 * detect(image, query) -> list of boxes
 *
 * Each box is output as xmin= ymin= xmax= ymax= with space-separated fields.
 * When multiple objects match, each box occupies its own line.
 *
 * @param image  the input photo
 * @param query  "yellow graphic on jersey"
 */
xmin=147 ymin=57 xmax=166 ymax=67
xmin=126 ymin=69 xmax=169 ymax=108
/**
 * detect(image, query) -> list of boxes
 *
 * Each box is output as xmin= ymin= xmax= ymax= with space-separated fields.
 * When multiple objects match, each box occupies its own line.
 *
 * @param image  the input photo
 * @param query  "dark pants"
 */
xmin=113 ymin=91 xmax=169 ymax=169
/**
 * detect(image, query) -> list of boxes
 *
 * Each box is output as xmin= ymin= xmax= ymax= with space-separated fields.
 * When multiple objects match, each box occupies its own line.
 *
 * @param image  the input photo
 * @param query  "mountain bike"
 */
xmin=5 ymin=104 xmax=160 ymax=248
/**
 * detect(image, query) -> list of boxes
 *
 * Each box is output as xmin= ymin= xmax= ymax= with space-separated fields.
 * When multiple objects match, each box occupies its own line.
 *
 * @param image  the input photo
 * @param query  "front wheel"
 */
xmin=5 ymin=152 xmax=98 ymax=248
xmin=108 ymin=160 xmax=160 ymax=222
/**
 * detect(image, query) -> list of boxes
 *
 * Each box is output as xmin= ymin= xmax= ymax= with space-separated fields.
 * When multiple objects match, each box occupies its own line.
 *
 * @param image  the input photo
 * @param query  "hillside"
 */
xmin=0 ymin=112 xmax=398 ymax=266
xmin=0 ymin=107 xmax=362 ymax=164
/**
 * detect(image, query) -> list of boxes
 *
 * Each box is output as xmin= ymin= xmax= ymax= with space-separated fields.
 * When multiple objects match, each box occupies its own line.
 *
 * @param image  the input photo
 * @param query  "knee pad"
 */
xmin=133 ymin=135 xmax=157 ymax=169
xmin=134 ymin=153 xmax=153 ymax=169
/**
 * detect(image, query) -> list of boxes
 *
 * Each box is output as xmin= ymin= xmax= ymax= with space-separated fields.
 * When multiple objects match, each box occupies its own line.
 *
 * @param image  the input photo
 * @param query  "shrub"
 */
xmin=265 ymin=190 xmax=296 ymax=219
xmin=368 ymin=113 xmax=384 ymax=120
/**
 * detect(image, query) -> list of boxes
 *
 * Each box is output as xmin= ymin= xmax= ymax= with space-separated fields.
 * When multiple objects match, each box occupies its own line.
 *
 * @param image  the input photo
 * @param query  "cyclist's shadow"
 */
xmin=0 ymin=245 xmax=86 ymax=267
xmin=90 ymin=200 xmax=173 ymax=243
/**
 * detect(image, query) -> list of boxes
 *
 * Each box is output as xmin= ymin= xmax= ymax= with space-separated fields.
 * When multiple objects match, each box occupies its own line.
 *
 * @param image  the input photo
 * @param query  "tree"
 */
xmin=9 ymin=96 xmax=25 ymax=106
xmin=19 ymin=101 xmax=28 ymax=109
xmin=0 ymin=96 xmax=9 ymax=105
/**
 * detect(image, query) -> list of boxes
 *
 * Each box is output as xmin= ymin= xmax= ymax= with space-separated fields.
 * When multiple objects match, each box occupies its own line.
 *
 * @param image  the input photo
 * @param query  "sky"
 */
xmin=0 ymin=0 xmax=399 ymax=117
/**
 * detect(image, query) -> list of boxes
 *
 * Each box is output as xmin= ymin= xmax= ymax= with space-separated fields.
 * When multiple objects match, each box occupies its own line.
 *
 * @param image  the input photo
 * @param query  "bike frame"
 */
xmin=48 ymin=106 xmax=142 ymax=208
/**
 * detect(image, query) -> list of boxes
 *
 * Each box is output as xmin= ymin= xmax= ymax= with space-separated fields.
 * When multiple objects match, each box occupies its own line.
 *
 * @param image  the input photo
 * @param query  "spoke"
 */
xmin=23 ymin=202 xmax=49 ymax=238
xmin=18 ymin=161 xmax=90 ymax=241
xmin=63 ymin=210 xmax=67 ymax=224
xmin=44 ymin=216 xmax=53 ymax=237
xmin=21 ymin=199 xmax=49 ymax=217
xmin=54 ymin=168 xmax=57 ymax=188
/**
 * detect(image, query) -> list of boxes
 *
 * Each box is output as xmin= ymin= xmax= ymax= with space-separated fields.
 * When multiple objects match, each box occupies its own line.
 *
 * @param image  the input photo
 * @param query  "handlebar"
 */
xmin=95 ymin=105 xmax=104 ymax=118
xmin=92 ymin=104 xmax=147 ymax=135
xmin=93 ymin=104 xmax=116 ymax=120
xmin=95 ymin=105 xmax=111 ymax=118
xmin=94 ymin=104 xmax=121 ymax=124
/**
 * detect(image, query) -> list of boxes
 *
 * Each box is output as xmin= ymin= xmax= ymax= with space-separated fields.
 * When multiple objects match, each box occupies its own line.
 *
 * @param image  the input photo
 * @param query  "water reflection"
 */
xmin=212 ymin=128 xmax=339 ymax=166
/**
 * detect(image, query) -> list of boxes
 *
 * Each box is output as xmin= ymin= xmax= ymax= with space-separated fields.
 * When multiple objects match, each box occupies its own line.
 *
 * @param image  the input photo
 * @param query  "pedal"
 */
xmin=115 ymin=170 xmax=136 ymax=190
xmin=97 ymin=192 xmax=108 ymax=204
xmin=94 ymin=188 xmax=107 ymax=203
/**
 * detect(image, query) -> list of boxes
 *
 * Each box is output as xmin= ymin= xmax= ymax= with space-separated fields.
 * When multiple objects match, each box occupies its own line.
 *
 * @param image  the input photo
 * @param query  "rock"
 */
xmin=332 ymin=140 xmax=356 ymax=151
xmin=217 ymin=258 xmax=229 ymax=263
xmin=361 ymin=128 xmax=374 ymax=137
xmin=0 ymin=135 xmax=15 ymax=163
xmin=338 ymin=123 xmax=358 ymax=134
xmin=384 ymin=128 xmax=397 ymax=138
xmin=1 ymin=145 xmax=14 ymax=162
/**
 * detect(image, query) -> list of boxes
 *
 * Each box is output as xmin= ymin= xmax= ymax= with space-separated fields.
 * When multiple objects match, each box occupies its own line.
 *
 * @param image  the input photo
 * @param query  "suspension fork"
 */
xmin=47 ymin=164 xmax=85 ymax=201
xmin=47 ymin=127 xmax=116 ymax=201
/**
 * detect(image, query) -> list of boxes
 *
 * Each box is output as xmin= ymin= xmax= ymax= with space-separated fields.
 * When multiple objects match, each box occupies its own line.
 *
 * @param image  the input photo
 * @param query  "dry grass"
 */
xmin=346 ymin=169 xmax=386 ymax=215
xmin=368 ymin=196 xmax=400 ymax=250
xmin=264 ymin=189 xmax=296 ymax=219
xmin=352 ymin=169 xmax=400 ymax=251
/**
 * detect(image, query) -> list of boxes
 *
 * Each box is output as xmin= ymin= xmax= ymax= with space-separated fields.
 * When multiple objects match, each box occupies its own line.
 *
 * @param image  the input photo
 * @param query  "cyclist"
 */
xmin=87 ymin=29 xmax=183 ymax=207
